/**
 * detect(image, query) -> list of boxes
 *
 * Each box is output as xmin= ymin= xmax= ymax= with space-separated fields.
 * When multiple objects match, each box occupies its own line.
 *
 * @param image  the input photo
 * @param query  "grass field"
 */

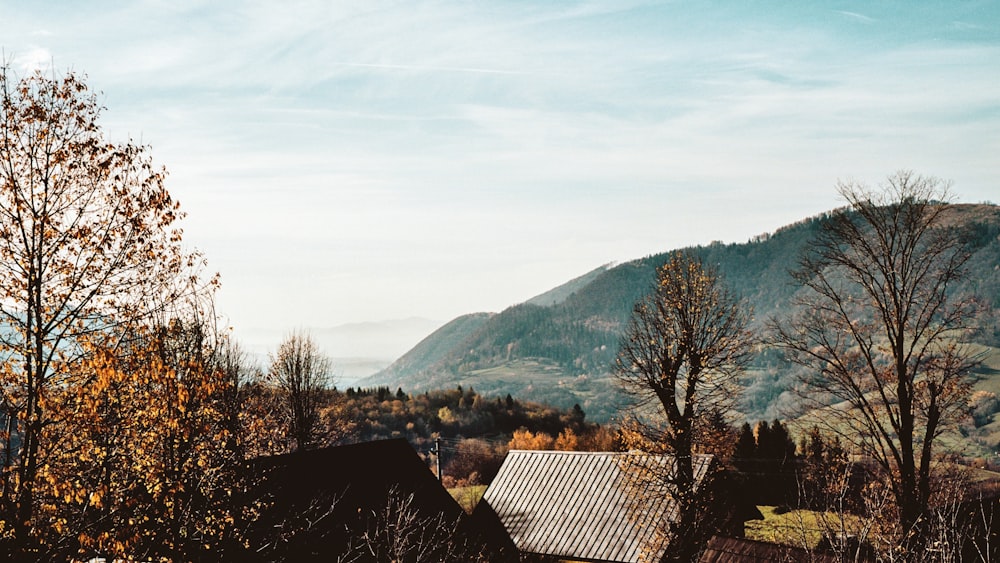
xmin=448 ymin=484 xmax=487 ymax=514
xmin=744 ymin=505 xmax=864 ymax=549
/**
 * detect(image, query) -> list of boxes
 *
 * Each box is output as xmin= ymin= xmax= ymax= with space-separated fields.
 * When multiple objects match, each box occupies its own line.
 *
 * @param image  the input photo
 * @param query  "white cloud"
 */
xmin=11 ymin=47 xmax=53 ymax=73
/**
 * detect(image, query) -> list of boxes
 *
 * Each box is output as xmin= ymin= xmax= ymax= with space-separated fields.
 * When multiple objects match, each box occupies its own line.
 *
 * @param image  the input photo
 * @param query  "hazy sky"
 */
xmin=3 ymin=1 xmax=999 ymax=352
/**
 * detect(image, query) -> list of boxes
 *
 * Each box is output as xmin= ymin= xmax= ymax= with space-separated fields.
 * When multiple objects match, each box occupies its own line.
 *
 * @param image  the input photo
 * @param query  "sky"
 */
xmin=3 ymin=1 xmax=999 ymax=356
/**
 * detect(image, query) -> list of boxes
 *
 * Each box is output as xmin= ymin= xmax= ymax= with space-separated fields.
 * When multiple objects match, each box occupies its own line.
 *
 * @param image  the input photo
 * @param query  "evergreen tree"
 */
xmin=734 ymin=422 xmax=756 ymax=462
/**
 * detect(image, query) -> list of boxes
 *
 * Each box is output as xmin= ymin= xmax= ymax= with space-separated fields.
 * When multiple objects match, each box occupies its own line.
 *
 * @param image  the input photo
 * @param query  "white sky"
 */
xmin=3 ymin=1 xmax=999 ymax=353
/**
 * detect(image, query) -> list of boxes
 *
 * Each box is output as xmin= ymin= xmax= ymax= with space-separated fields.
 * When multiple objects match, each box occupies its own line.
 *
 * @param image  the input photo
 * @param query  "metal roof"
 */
xmin=480 ymin=450 xmax=714 ymax=563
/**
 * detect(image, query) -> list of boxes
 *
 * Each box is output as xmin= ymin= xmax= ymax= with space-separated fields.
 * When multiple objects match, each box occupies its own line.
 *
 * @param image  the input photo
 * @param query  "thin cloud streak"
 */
xmin=0 ymin=0 xmax=997 ymax=350
xmin=328 ymin=61 xmax=531 ymax=76
xmin=835 ymin=10 xmax=876 ymax=24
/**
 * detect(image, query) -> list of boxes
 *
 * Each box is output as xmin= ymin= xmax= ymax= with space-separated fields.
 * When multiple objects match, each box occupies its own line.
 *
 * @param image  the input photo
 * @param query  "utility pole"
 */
xmin=430 ymin=437 xmax=442 ymax=483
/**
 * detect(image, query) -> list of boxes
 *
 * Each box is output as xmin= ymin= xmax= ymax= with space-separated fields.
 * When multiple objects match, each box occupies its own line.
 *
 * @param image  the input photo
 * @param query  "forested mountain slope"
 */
xmin=362 ymin=204 xmax=1000 ymax=423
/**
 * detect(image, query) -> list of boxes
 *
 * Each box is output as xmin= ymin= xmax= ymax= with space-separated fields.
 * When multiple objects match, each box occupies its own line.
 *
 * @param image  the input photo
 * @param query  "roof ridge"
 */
xmin=506 ymin=449 xmax=715 ymax=459
xmin=507 ymin=449 xmax=623 ymax=455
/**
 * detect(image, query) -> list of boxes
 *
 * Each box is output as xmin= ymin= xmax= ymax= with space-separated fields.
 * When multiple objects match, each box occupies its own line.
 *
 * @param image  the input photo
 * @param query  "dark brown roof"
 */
xmin=475 ymin=449 xmax=713 ymax=563
xmin=232 ymin=439 xmax=510 ymax=562
xmin=700 ymin=536 xmax=841 ymax=563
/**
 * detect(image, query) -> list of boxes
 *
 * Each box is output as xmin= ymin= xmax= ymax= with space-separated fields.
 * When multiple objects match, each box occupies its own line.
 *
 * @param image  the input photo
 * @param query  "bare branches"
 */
xmin=771 ymin=171 xmax=981 ymax=552
xmin=268 ymin=330 xmax=334 ymax=452
xmin=616 ymin=252 xmax=753 ymax=431
xmin=615 ymin=251 xmax=754 ymax=561
xmin=354 ymin=486 xmax=485 ymax=562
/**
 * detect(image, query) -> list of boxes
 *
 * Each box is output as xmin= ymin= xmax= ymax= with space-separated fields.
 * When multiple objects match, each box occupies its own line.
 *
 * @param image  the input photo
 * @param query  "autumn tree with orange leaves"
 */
xmin=42 ymin=316 xmax=246 ymax=561
xmin=0 ymin=66 xmax=216 ymax=558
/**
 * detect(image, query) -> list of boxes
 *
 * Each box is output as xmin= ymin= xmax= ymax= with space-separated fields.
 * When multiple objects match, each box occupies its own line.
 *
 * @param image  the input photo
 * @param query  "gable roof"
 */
xmin=474 ymin=449 xmax=714 ymax=563
xmin=248 ymin=438 xmax=464 ymax=520
xmin=234 ymin=439 xmax=507 ymax=561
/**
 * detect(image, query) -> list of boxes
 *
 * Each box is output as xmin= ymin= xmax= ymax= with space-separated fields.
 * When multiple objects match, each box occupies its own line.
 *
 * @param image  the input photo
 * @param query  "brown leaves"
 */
xmin=37 ymin=326 xmax=241 ymax=560
xmin=0 ymin=66 xmax=222 ymax=560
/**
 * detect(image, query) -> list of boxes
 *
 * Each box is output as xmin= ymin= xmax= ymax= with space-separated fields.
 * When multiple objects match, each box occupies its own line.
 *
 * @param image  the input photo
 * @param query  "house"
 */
xmin=473 ymin=449 xmax=744 ymax=563
xmin=228 ymin=439 xmax=511 ymax=562
xmin=699 ymin=536 xmax=842 ymax=563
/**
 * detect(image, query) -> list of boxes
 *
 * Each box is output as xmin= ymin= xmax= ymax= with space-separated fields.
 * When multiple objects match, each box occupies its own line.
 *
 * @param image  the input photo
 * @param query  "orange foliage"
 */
xmin=508 ymin=429 xmax=556 ymax=451
xmin=554 ymin=428 xmax=580 ymax=451
xmin=35 ymin=323 xmax=241 ymax=560
xmin=0 ymin=67 xmax=216 ymax=558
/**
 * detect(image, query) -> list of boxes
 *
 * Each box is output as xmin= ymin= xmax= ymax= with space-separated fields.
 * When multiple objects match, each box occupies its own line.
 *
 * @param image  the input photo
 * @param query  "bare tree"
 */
xmin=615 ymin=251 xmax=753 ymax=562
xmin=352 ymin=486 xmax=488 ymax=562
xmin=269 ymin=331 xmax=333 ymax=452
xmin=771 ymin=171 xmax=980 ymax=555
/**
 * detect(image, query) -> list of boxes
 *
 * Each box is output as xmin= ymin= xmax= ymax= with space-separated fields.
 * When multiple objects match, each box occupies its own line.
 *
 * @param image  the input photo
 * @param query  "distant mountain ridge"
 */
xmin=361 ymin=204 xmax=1000 ymax=423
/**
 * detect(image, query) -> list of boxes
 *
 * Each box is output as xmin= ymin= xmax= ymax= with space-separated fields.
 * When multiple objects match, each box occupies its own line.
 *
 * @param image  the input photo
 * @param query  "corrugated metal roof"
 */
xmin=480 ymin=450 xmax=714 ymax=563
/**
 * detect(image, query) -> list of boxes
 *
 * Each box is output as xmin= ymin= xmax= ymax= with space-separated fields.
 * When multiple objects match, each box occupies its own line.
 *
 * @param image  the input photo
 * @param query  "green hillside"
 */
xmin=362 ymin=204 xmax=1000 ymax=424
